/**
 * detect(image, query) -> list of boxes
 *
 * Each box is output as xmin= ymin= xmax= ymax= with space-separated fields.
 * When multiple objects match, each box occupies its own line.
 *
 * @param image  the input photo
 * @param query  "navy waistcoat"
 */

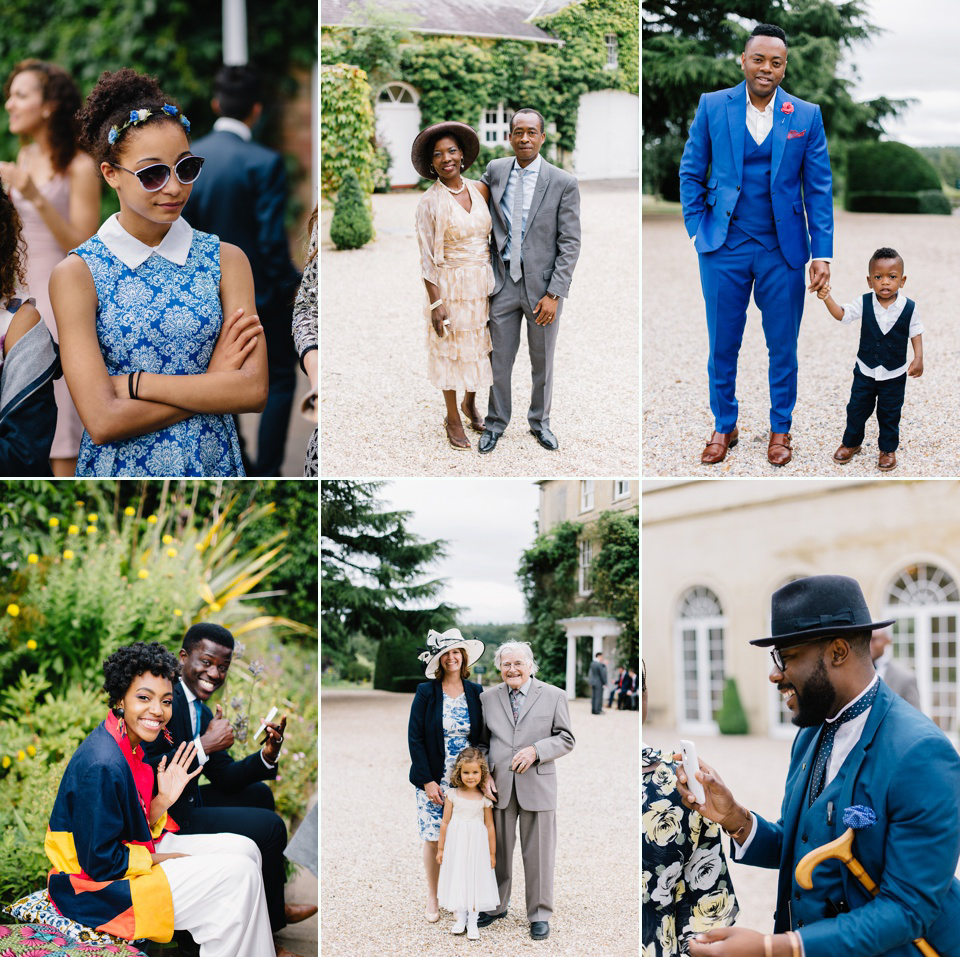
xmin=857 ymin=295 xmax=914 ymax=372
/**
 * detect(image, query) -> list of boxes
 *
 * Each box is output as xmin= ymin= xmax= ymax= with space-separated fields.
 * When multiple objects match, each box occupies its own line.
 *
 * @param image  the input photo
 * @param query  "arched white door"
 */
xmin=573 ymin=89 xmax=639 ymax=179
xmin=375 ymin=82 xmax=421 ymax=188
xmin=674 ymin=585 xmax=726 ymax=734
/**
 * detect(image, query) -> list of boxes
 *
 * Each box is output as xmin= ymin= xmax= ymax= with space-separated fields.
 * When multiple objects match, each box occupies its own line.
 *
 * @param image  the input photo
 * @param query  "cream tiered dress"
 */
xmin=415 ymin=180 xmax=494 ymax=392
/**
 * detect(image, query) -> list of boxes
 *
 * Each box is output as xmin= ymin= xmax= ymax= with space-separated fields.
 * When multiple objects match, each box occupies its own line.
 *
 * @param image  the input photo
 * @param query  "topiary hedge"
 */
xmin=845 ymin=190 xmax=952 ymax=215
xmin=330 ymin=169 xmax=374 ymax=249
xmin=715 ymin=677 xmax=749 ymax=734
xmin=846 ymin=140 xmax=942 ymax=196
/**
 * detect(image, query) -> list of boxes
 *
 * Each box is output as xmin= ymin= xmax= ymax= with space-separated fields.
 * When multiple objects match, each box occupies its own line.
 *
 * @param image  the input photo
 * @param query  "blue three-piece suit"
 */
xmin=679 ymin=81 xmax=834 ymax=433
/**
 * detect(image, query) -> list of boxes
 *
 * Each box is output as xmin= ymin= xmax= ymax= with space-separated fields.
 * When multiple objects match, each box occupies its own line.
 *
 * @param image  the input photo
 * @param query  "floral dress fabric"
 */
xmin=70 ymin=230 xmax=244 ymax=476
xmin=415 ymin=181 xmax=494 ymax=392
xmin=643 ymin=746 xmax=738 ymax=955
xmin=292 ymin=220 xmax=318 ymax=477
xmin=415 ymin=691 xmax=471 ymax=841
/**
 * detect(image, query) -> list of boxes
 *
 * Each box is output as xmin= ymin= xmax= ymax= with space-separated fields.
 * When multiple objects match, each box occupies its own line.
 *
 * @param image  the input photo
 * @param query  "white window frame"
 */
xmin=604 ymin=33 xmax=619 ymax=71
xmin=479 ymin=101 xmax=511 ymax=145
xmin=674 ymin=585 xmax=726 ymax=735
xmin=578 ymin=539 xmax=593 ymax=596
xmin=376 ymin=80 xmax=419 ymax=105
xmin=579 ymin=480 xmax=595 ymax=513
xmin=613 ymin=480 xmax=630 ymax=501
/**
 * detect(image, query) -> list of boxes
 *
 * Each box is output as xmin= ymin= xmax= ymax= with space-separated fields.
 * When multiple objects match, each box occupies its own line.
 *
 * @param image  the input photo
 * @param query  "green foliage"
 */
xmin=321 ymin=63 xmax=377 ymax=199
xmin=589 ymin=510 xmax=639 ymax=668
xmin=341 ymin=659 xmax=372 ymax=682
xmin=716 ymin=677 xmax=749 ymax=734
xmin=919 ymin=147 xmax=960 ymax=190
xmin=517 ymin=520 xmax=583 ymax=688
xmin=0 ymin=1 xmax=317 ymax=163
xmin=846 ymin=140 xmax=942 ymax=193
xmin=330 ymin=169 xmax=374 ymax=250
xmin=845 ymin=191 xmax=952 ymax=215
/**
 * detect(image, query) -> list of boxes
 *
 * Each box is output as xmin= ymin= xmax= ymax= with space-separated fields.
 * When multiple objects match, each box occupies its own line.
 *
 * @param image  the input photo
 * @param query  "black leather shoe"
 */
xmin=530 ymin=427 xmax=558 ymax=451
xmin=478 ymin=430 xmax=501 ymax=454
xmin=531 ymin=921 xmax=550 ymax=939
xmin=476 ymin=910 xmax=507 ymax=928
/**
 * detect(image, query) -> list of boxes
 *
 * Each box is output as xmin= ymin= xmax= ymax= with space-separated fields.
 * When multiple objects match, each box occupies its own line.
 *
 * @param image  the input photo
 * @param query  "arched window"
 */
xmin=675 ymin=586 xmax=726 ymax=733
xmin=884 ymin=563 xmax=960 ymax=736
xmin=377 ymin=81 xmax=418 ymax=104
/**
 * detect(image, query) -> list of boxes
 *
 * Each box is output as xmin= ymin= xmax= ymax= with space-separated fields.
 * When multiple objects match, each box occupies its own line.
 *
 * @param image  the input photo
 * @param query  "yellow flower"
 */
xmin=87 ymin=525 xmax=97 ymax=535
xmin=16 ymin=749 xmax=25 ymax=761
xmin=643 ymin=799 xmax=684 ymax=847
xmin=162 ymin=534 xmax=173 ymax=545
xmin=74 ymin=501 xmax=84 ymax=507
xmin=63 ymin=549 xmax=74 ymax=560
xmin=147 ymin=515 xmax=158 ymax=524
xmin=1 ymin=755 xmax=10 ymax=769
xmin=166 ymin=547 xmax=177 ymax=558
xmin=210 ymin=602 xmax=222 ymax=612
xmin=48 ymin=517 xmax=59 ymax=528
xmin=195 ymin=543 xmax=205 ymax=552
xmin=87 ymin=513 xmax=98 ymax=523
xmin=27 ymin=554 xmax=39 ymax=564
xmin=67 ymin=524 xmax=80 ymax=535
xmin=174 ymin=608 xmax=183 ymax=617
xmin=138 ymin=569 xmax=149 ymax=580
xmin=6 ymin=604 xmax=19 ymax=617
xmin=26 ymin=745 xmax=36 ymax=757
xmin=26 ymin=639 xmax=37 ymax=650
xmin=124 ymin=506 xmax=136 ymax=517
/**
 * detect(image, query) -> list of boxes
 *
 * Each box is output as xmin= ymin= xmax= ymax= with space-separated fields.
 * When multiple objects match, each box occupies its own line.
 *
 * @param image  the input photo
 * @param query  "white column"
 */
xmin=223 ymin=0 xmax=248 ymax=66
xmin=565 ymin=633 xmax=577 ymax=701
xmin=592 ymin=630 xmax=604 ymax=657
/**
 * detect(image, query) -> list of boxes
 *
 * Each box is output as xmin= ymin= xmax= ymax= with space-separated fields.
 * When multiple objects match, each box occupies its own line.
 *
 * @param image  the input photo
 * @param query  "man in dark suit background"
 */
xmin=144 ymin=623 xmax=316 ymax=955
xmin=184 ymin=65 xmax=302 ymax=476
xmin=588 ymin=651 xmax=607 ymax=715
xmin=870 ymin=627 xmax=921 ymax=709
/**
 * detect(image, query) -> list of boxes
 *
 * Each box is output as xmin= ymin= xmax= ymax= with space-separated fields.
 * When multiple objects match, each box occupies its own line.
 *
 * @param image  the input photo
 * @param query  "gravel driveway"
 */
xmin=320 ymin=182 xmax=639 ymax=476
xmin=321 ymin=690 xmax=639 ymax=956
xmin=642 ymin=210 xmax=960 ymax=476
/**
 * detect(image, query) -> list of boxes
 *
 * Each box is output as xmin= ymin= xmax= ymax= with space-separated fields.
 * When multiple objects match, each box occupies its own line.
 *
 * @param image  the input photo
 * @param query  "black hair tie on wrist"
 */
xmin=135 ymin=370 xmax=143 ymax=399
xmin=128 ymin=371 xmax=136 ymax=400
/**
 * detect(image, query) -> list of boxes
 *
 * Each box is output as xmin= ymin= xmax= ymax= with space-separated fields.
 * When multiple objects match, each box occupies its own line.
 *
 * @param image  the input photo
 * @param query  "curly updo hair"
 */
xmin=102 ymin=641 xmax=180 ymax=712
xmin=4 ymin=60 xmax=82 ymax=174
xmin=76 ymin=68 xmax=188 ymax=167
xmin=0 ymin=184 xmax=27 ymax=304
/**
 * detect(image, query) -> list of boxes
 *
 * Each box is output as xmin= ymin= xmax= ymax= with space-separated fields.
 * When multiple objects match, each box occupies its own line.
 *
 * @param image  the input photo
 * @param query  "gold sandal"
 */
xmin=444 ymin=418 xmax=470 ymax=450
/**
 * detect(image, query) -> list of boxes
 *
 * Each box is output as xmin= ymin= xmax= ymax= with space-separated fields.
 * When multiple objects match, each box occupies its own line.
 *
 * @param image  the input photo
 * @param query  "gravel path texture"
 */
xmin=642 ymin=210 xmax=960 ymax=477
xmin=321 ymin=690 xmax=639 ymax=956
xmin=320 ymin=182 xmax=639 ymax=477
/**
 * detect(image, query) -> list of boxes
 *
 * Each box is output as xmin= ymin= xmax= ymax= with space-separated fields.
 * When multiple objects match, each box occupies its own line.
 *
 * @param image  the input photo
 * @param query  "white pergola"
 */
xmin=556 ymin=616 xmax=622 ymax=700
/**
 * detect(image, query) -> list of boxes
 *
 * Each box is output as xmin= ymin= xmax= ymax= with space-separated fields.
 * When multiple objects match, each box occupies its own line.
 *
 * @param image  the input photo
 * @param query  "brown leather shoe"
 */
xmin=767 ymin=432 xmax=792 ymax=466
xmin=701 ymin=428 xmax=738 ymax=464
xmin=284 ymin=903 xmax=318 ymax=924
xmin=833 ymin=444 xmax=861 ymax=464
xmin=878 ymin=451 xmax=898 ymax=471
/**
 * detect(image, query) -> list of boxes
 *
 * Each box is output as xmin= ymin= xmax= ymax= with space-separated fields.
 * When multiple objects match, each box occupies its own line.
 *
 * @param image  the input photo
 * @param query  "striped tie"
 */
xmin=510 ymin=168 xmax=524 ymax=282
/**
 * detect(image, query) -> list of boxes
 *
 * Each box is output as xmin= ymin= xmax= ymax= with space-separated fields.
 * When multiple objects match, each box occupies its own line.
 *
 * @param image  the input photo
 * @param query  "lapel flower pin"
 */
xmin=781 ymin=102 xmax=794 ymax=115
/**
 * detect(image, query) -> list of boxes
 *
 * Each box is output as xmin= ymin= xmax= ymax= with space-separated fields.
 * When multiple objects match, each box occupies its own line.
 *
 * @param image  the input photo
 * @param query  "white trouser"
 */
xmin=156 ymin=831 xmax=274 ymax=957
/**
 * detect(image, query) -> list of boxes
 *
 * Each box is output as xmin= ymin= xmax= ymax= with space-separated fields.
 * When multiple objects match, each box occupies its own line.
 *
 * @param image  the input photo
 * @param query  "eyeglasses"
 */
xmin=109 ymin=155 xmax=205 ymax=192
xmin=770 ymin=636 xmax=832 ymax=672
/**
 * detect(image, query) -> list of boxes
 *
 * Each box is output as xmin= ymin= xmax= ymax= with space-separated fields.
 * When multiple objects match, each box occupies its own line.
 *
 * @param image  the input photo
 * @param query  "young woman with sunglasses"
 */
xmin=50 ymin=68 xmax=266 ymax=476
xmin=1 ymin=60 xmax=101 ymax=475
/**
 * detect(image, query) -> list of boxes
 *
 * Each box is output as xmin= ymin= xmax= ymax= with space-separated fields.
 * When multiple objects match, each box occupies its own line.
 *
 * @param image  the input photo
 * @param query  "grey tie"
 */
xmin=510 ymin=168 xmax=524 ymax=282
xmin=510 ymin=689 xmax=521 ymax=722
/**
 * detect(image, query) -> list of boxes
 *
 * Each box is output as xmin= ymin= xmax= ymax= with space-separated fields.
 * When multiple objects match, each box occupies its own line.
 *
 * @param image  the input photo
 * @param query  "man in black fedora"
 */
xmin=674 ymin=575 xmax=960 ymax=957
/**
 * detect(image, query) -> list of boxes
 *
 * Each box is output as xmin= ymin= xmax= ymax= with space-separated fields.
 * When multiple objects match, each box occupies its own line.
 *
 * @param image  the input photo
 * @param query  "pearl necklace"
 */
xmin=440 ymin=177 xmax=466 ymax=195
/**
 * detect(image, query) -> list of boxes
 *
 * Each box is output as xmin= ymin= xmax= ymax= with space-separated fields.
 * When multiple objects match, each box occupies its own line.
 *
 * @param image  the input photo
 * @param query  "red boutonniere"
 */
xmin=781 ymin=102 xmax=795 ymax=115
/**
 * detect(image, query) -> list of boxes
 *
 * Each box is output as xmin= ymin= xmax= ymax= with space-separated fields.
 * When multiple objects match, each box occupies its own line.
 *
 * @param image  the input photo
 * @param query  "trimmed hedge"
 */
xmin=847 ymin=140 xmax=942 ymax=194
xmin=845 ymin=190 xmax=952 ymax=215
xmin=330 ymin=170 xmax=374 ymax=250
xmin=715 ymin=677 xmax=749 ymax=735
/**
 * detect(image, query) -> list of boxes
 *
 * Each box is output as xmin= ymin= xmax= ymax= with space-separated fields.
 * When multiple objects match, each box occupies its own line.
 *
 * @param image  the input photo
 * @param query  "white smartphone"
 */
xmin=679 ymin=739 xmax=706 ymax=805
xmin=255 ymin=706 xmax=278 ymax=742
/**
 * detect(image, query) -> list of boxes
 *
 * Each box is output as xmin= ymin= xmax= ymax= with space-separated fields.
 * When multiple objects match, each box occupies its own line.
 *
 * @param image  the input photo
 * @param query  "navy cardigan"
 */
xmin=408 ymin=679 xmax=484 ymax=790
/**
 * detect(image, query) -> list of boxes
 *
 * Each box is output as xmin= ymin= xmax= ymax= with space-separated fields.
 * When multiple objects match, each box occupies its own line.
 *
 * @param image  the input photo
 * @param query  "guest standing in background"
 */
xmin=292 ymin=207 xmax=317 ymax=476
xmin=1 ymin=59 xmax=100 ymax=474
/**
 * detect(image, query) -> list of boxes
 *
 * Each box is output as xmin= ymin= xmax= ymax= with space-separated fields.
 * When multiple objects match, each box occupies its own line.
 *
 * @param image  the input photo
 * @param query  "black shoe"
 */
xmin=531 ymin=921 xmax=550 ymax=940
xmin=478 ymin=430 xmax=501 ymax=454
xmin=476 ymin=910 xmax=507 ymax=928
xmin=529 ymin=427 xmax=558 ymax=451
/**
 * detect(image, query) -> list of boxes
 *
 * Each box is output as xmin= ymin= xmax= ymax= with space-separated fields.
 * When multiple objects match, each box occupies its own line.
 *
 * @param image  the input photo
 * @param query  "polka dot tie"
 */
xmin=808 ymin=680 xmax=879 ymax=806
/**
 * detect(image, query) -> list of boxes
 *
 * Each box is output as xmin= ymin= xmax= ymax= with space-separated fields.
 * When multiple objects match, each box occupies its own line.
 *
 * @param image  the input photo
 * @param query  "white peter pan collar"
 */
xmin=98 ymin=213 xmax=194 ymax=269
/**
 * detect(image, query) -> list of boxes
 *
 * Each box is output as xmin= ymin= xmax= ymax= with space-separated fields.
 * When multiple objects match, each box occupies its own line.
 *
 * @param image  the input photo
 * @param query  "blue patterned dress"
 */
xmin=416 ymin=691 xmax=471 ymax=841
xmin=70 ymin=229 xmax=244 ymax=476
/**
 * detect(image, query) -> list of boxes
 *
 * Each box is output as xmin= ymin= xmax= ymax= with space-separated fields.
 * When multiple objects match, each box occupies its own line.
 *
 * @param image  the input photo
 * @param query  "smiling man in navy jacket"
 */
xmin=679 ymin=23 xmax=834 ymax=468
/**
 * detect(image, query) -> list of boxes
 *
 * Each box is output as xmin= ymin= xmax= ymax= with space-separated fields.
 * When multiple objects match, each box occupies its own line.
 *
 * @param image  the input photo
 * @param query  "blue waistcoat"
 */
xmin=727 ymin=130 xmax=778 ymax=250
xmin=857 ymin=295 xmax=914 ymax=372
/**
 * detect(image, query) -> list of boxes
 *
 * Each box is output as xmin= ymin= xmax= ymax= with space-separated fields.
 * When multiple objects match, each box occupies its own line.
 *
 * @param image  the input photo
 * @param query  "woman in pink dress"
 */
xmin=1 ymin=59 xmax=100 ymax=475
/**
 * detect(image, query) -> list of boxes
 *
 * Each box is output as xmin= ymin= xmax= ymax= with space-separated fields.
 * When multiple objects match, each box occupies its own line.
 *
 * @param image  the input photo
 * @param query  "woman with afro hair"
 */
xmin=49 ymin=68 xmax=267 ymax=476
xmin=1 ymin=59 xmax=100 ymax=475
xmin=45 ymin=641 xmax=276 ymax=956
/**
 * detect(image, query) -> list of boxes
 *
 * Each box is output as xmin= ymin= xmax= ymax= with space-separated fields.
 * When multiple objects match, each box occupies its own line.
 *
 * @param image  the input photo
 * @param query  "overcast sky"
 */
xmin=846 ymin=0 xmax=960 ymax=146
xmin=381 ymin=479 xmax=541 ymax=624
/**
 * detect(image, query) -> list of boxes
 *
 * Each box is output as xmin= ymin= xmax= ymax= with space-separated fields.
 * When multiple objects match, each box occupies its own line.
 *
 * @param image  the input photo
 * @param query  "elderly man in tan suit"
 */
xmin=477 ymin=641 xmax=575 ymax=941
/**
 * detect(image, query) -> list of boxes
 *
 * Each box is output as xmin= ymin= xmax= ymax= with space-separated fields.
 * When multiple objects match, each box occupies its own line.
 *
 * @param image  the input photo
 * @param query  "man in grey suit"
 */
xmin=477 ymin=641 xmax=575 ymax=940
xmin=478 ymin=109 xmax=581 ymax=454
xmin=588 ymin=652 xmax=607 ymax=715
xmin=871 ymin=627 xmax=921 ymax=709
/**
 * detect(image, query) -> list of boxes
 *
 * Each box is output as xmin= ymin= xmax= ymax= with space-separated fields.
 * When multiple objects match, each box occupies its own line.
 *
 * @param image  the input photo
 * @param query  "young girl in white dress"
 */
xmin=436 ymin=747 xmax=499 ymax=939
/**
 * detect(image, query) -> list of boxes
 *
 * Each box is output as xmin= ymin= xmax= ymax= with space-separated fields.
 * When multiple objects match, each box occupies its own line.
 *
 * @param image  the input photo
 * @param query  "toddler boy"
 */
xmin=818 ymin=246 xmax=923 ymax=471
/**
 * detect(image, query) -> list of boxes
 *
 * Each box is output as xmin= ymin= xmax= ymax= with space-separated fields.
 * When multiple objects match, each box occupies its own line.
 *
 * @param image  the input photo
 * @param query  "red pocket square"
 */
xmin=787 ymin=129 xmax=806 ymax=139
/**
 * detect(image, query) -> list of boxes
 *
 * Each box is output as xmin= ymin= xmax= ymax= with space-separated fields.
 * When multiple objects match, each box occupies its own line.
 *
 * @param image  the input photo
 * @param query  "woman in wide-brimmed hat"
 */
xmin=412 ymin=122 xmax=494 ymax=450
xmin=407 ymin=627 xmax=486 ymax=922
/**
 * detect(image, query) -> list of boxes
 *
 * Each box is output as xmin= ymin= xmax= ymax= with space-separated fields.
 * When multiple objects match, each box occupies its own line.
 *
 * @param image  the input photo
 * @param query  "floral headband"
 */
xmin=108 ymin=103 xmax=191 ymax=146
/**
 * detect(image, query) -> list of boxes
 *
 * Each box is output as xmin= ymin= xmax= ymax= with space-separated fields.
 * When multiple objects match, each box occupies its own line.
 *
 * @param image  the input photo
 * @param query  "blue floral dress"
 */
xmin=70 ymin=230 xmax=244 ymax=476
xmin=416 ymin=691 xmax=471 ymax=841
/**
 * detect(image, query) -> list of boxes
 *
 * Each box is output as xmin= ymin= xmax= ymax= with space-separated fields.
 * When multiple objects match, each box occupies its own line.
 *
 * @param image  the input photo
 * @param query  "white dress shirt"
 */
xmin=500 ymin=153 xmax=542 ymax=263
xmin=746 ymin=94 xmax=775 ymax=145
xmin=98 ymin=213 xmax=193 ymax=269
xmin=180 ymin=678 xmax=210 ymax=766
xmin=840 ymin=293 xmax=923 ymax=380
xmin=212 ymin=116 xmax=253 ymax=141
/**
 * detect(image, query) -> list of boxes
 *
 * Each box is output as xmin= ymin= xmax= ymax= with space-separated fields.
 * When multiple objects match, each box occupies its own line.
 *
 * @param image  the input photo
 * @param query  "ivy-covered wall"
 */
xmin=320 ymin=64 xmax=376 ymax=198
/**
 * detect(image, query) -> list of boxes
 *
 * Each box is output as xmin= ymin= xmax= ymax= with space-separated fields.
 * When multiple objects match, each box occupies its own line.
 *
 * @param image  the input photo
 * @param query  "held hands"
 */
xmin=0 ymin=162 xmax=39 ymax=202
xmin=533 ymin=295 xmax=558 ymax=326
xmin=261 ymin=714 xmax=287 ymax=764
xmin=424 ymin=781 xmax=445 ymax=806
xmin=199 ymin=703 xmax=234 ymax=754
xmin=688 ymin=927 xmax=767 ymax=956
xmin=155 ymin=741 xmax=203 ymax=809
xmin=808 ymin=260 xmax=830 ymax=293
xmin=208 ymin=307 xmax=263 ymax=373
xmin=510 ymin=746 xmax=538 ymax=774
xmin=816 ymin=283 xmax=831 ymax=301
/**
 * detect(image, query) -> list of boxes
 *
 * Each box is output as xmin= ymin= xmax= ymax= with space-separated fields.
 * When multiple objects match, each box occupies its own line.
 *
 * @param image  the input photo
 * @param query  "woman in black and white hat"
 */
xmin=407 ymin=627 xmax=486 ymax=922
xmin=412 ymin=122 xmax=493 ymax=450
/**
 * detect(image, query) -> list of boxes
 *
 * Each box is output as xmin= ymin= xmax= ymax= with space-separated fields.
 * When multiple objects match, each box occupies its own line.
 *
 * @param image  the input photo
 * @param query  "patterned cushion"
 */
xmin=0 ymin=923 xmax=148 ymax=955
xmin=2 ymin=890 xmax=147 ymax=952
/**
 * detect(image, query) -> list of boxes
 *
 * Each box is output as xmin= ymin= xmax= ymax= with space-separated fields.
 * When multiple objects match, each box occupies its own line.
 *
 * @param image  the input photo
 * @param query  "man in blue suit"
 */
xmin=676 ymin=575 xmax=960 ymax=957
xmin=184 ymin=65 xmax=302 ymax=476
xmin=679 ymin=24 xmax=834 ymax=467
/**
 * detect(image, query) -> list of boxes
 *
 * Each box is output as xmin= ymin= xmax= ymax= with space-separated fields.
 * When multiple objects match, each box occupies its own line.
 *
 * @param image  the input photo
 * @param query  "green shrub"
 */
xmin=391 ymin=675 xmax=426 ymax=693
xmin=846 ymin=141 xmax=942 ymax=195
xmin=330 ymin=170 xmax=374 ymax=250
xmin=341 ymin=660 xmax=372 ymax=682
xmin=320 ymin=63 xmax=376 ymax=199
xmin=715 ymin=677 xmax=749 ymax=735
xmin=374 ymin=630 xmax=425 ymax=692
xmin=918 ymin=189 xmax=953 ymax=215
xmin=845 ymin=191 xmax=951 ymax=214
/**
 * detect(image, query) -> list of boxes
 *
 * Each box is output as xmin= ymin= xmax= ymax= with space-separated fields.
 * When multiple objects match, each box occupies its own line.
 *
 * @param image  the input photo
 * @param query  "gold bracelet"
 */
xmin=763 ymin=934 xmax=773 ymax=957
xmin=788 ymin=931 xmax=801 ymax=957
